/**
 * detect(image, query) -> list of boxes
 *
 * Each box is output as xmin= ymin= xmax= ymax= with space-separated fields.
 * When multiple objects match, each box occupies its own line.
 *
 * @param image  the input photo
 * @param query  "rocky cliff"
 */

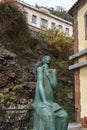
xmin=0 ymin=43 xmax=35 ymax=109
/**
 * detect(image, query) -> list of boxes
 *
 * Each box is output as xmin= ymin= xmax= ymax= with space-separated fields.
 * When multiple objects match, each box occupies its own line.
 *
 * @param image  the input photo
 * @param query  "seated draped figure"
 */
xmin=34 ymin=56 xmax=68 ymax=130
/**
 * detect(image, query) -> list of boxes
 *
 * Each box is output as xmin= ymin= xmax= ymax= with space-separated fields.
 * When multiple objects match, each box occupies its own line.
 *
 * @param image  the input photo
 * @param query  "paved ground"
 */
xmin=68 ymin=123 xmax=87 ymax=130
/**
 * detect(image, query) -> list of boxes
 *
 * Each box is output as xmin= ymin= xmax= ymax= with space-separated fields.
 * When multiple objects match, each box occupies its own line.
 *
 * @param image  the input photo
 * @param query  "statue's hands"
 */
xmin=45 ymin=70 xmax=51 ymax=76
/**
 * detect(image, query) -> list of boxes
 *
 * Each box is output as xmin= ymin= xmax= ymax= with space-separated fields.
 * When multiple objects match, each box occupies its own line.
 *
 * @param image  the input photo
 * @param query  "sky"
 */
xmin=23 ymin=0 xmax=77 ymax=10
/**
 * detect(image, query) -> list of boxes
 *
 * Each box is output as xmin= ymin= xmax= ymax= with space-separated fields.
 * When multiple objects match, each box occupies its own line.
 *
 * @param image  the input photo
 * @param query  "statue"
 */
xmin=34 ymin=56 xmax=68 ymax=130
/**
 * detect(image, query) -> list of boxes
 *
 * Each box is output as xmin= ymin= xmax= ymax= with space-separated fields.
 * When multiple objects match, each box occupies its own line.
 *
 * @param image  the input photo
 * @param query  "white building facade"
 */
xmin=16 ymin=0 xmax=73 ymax=37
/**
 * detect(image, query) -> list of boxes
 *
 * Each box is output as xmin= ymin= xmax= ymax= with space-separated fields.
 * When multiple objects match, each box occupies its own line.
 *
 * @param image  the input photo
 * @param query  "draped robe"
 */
xmin=34 ymin=66 xmax=68 ymax=130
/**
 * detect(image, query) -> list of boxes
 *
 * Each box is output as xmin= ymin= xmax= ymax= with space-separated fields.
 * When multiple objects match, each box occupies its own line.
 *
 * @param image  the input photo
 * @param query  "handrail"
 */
xmin=0 ymin=108 xmax=33 ymax=111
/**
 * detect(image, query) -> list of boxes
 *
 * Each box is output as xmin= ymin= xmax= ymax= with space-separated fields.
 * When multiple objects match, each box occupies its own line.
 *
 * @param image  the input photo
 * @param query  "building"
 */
xmin=69 ymin=0 xmax=87 ymax=127
xmin=15 ymin=0 xmax=73 ymax=37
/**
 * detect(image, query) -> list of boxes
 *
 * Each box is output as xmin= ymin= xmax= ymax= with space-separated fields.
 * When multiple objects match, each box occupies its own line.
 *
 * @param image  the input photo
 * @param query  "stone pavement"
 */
xmin=68 ymin=123 xmax=87 ymax=130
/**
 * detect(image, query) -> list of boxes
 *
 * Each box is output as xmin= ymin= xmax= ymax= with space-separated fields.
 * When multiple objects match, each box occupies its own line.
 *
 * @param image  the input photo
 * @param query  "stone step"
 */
xmin=68 ymin=123 xmax=83 ymax=130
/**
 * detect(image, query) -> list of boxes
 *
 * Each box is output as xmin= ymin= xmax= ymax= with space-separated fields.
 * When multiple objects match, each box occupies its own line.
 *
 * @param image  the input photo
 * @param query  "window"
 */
xmin=23 ymin=11 xmax=28 ymax=17
xmin=58 ymin=25 xmax=63 ymax=32
xmin=84 ymin=13 xmax=87 ymax=39
xmin=32 ymin=15 xmax=37 ymax=24
xmin=51 ymin=22 xmax=55 ymax=30
xmin=65 ymin=28 xmax=69 ymax=36
xmin=41 ymin=18 xmax=48 ymax=28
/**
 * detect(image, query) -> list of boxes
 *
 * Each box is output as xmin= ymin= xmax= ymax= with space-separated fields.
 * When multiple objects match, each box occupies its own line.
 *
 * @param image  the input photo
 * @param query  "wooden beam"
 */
xmin=69 ymin=48 xmax=87 ymax=60
xmin=69 ymin=61 xmax=87 ymax=70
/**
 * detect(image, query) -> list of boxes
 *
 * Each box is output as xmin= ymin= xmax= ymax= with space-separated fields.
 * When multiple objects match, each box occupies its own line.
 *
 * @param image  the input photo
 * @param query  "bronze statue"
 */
xmin=34 ymin=56 xmax=68 ymax=130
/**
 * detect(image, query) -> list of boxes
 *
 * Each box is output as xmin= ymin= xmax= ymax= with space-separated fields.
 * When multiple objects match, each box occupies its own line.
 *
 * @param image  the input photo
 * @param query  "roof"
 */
xmin=69 ymin=0 xmax=82 ymax=16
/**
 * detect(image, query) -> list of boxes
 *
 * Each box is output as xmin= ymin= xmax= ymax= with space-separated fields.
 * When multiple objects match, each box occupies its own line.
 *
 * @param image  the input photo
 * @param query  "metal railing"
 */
xmin=64 ymin=107 xmax=78 ymax=122
xmin=0 ymin=107 xmax=77 ymax=130
xmin=0 ymin=108 xmax=33 ymax=130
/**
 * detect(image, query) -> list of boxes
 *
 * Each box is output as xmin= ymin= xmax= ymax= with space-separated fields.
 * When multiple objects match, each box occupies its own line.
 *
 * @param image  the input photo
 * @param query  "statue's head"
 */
xmin=42 ymin=56 xmax=51 ymax=64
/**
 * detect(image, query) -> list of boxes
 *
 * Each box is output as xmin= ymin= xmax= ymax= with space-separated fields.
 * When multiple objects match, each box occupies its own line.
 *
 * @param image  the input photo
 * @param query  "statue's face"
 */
xmin=42 ymin=56 xmax=51 ymax=64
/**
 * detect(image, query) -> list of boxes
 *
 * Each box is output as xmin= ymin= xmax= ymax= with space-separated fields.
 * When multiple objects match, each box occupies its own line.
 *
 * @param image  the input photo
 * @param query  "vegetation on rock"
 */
xmin=38 ymin=29 xmax=73 ymax=60
xmin=0 ymin=2 xmax=33 ymax=64
xmin=3 ymin=94 xmax=12 ymax=102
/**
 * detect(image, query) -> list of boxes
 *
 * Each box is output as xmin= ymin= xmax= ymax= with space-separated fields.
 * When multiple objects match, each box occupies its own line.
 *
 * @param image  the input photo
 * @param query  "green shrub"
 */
xmin=12 ymin=84 xmax=23 ymax=92
xmin=3 ymin=94 xmax=11 ymax=102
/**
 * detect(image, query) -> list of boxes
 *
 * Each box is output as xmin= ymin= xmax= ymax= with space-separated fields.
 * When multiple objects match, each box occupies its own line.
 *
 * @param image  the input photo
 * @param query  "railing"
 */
xmin=64 ymin=107 xmax=78 ymax=122
xmin=0 ymin=107 xmax=77 ymax=130
xmin=0 ymin=108 xmax=33 ymax=130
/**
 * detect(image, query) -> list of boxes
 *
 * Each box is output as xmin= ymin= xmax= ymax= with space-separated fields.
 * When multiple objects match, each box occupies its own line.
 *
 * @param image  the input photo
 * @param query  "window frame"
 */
xmin=41 ymin=18 xmax=48 ymax=28
xmin=23 ymin=11 xmax=28 ymax=17
xmin=51 ymin=22 xmax=55 ymax=30
xmin=65 ymin=28 xmax=69 ymax=36
xmin=32 ymin=15 xmax=37 ymax=24
xmin=58 ymin=25 xmax=63 ymax=32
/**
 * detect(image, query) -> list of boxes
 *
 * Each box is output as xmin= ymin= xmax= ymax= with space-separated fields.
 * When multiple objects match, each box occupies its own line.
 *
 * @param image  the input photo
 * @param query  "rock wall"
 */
xmin=0 ymin=43 xmax=35 ymax=109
